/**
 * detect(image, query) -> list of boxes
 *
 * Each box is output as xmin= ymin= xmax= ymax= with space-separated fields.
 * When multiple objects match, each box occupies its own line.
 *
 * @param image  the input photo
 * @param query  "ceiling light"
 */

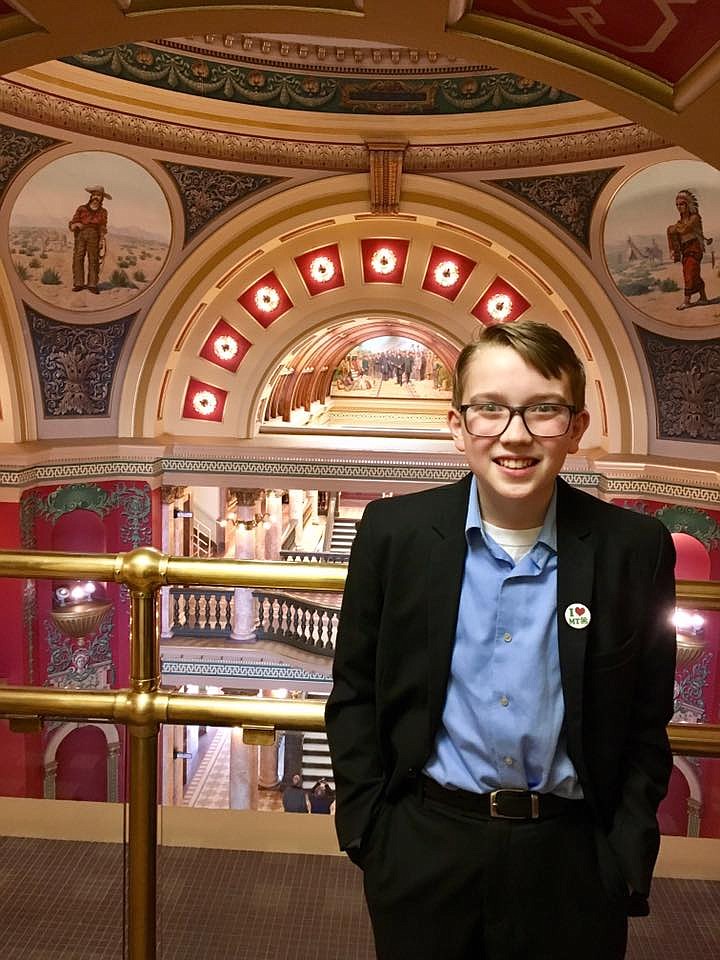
xmin=192 ymin=390 xmax=218 ymax=415
xmin=370 ymin=247 xmax=397 ymax=274
xmin=255 ymin=286 xmax=280 ymax=312
xmin=213 ymin=334 xmax=239 ymax=360
xmin=434 ymin=260 xmax=459 ymax=287
xmin=487 ymin=293 xmax=513 ymax=322
xmin=309 ymin=255 xmax=335 ymax=283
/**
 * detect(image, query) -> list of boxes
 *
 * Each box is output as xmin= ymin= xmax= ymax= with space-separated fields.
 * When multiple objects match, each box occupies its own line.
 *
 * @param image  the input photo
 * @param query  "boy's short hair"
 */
xmin=452 ymin=320 xmax=586 ymax=411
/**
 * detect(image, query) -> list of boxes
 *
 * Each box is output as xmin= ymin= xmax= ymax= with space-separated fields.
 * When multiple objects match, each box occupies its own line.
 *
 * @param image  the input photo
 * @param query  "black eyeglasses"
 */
xmin=459 ymin=402 xmax=576 ymax=438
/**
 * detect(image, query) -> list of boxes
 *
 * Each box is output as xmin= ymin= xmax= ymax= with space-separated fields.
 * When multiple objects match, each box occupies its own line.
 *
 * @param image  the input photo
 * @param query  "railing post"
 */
xmin=125 ymin=549 xmax=164 ymax=960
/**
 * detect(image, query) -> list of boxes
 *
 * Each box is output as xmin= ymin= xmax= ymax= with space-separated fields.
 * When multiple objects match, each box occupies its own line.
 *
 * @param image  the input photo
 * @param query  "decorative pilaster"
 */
xmin=107 ymin=740 xmax=120 ymax=802
xmin=687 ymin=797 xmax=702 ymax=838
xmin=43 ymin=760 xmax=58 ymax=799
xmin=368 ymin=141 xmax=407 ymax=214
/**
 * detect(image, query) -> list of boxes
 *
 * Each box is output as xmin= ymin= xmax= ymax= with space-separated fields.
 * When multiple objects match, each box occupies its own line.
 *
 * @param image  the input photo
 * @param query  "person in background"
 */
xmin=282 ymin=772 xmax=309 ymax=813
xmin=309 ymin=778 xmax=335 ymax=815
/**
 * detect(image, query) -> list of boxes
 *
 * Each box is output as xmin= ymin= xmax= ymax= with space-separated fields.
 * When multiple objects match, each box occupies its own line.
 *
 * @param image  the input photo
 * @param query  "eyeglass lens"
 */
xmin=464 ymin=403 xmax=572 ymax=437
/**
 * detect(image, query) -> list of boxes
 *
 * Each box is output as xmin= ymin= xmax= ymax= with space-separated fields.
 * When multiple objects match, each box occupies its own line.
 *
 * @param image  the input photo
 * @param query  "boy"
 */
xmin=326 ymin=320 xmax=676 ymax=960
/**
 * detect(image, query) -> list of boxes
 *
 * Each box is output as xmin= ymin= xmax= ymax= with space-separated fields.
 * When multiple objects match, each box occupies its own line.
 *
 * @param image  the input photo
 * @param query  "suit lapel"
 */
xmin=426 ymin=475 xmax=471 ymax=736
xmin=556 ymin=478 xmax=595 ymax=782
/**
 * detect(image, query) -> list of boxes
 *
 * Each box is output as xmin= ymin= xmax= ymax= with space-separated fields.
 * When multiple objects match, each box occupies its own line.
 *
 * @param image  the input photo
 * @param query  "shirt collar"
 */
xmin=466 ymin=475 xmax=557 ymax=554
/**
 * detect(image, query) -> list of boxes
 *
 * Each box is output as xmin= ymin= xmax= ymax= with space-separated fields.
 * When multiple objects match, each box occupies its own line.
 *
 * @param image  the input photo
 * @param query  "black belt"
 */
xmin=421 ymin=775 xmax=582 ymax=820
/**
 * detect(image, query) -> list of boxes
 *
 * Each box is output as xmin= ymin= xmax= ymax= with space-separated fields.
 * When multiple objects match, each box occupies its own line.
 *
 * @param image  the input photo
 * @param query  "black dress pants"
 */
xmin=359 ymin=788 xmax=628 ymax=960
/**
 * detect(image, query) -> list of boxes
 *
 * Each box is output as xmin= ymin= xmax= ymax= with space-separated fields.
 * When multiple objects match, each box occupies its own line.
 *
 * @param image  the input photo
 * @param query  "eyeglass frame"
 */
xmin=457 ymin=401 xmax=578 ymax=439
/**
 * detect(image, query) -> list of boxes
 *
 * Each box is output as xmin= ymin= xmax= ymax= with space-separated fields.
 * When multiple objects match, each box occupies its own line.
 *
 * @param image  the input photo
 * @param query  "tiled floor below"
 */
xmin=0 ymin=836 xmax=718 ymax=959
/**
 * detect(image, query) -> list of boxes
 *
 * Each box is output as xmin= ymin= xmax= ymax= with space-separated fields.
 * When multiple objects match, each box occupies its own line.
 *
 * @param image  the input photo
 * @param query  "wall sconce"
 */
xmin=217 ymin=512 xmax=272 ymax=532
xmin=50 ymin=581 xmax=112 ymax=641
xmin=673 ymin=607 xmax=707 ymax=669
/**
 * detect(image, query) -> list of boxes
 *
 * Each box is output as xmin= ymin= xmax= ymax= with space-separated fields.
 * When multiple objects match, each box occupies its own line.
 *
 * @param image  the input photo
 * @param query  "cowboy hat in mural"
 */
xmin=85 ymin=186 xmax=113 ymax=200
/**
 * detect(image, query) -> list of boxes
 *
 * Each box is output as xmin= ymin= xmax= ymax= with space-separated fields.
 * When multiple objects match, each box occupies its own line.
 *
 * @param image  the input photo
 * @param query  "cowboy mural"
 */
xmin=68 ymin=185 xmax=111 ymax=294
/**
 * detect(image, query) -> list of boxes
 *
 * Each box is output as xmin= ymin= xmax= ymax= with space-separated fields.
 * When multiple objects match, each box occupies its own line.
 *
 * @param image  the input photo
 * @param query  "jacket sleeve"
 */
xmin=325 ymin=503 xmax=387 ymax=853
xmin=607 ymin=522 xmax=676 ymax=901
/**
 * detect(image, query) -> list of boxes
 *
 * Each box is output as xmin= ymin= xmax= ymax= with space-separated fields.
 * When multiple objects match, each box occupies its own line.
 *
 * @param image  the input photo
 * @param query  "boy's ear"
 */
xmin=567 ymin=408 xmax=590 ymax=453
xmin=448 ymin=407 xmax=466 ymax=453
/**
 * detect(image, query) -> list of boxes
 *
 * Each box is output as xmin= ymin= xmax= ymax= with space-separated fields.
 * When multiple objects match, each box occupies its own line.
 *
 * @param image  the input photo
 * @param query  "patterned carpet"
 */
xmin=0 ymin=836 xmax=717 ymax=959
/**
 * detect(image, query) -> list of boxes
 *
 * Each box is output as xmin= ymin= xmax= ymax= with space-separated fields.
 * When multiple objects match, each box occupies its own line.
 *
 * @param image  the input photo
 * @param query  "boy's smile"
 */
xmin=448 ymin=344 xmax=589 ymax=529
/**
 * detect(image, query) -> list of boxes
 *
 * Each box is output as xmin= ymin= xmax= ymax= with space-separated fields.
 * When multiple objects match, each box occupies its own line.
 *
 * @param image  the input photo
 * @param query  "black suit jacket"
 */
xmin=326 ymin=475 xmax=677 ymax=911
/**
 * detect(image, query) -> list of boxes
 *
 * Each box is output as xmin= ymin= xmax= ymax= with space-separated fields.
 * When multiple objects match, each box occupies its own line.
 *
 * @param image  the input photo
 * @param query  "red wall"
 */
xmin=0 ymin=499 xmax=43 ymax=797
xmin=613 ymin=498 xmax=720 ymax=837
xmin=55 ymin=725 xmax=108 ymax=801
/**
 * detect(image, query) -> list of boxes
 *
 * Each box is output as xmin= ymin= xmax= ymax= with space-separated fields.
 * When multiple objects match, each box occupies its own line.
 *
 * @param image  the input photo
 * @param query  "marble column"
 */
xmin=229 ymin=488 xmax=263 ymax=642
xmin=288 ymin=488 xmax=306 ymax=548
xmin=160 ymin=486 xmax=187 ymax=639
xmin=230 ymin=726 xmax=259 ymax=809
xmin=161 ymin=722 xmax=176 ymax=806
xmin=257 ymin=689 xmax=281 ymax=788
xmin=265 ymin=490 xmax=283 ymax=560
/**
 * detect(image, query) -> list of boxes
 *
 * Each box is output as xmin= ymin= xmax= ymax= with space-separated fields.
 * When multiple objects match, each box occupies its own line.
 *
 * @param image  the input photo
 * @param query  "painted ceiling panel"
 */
xmin=472 ymin=1 xmax=720 ymax=83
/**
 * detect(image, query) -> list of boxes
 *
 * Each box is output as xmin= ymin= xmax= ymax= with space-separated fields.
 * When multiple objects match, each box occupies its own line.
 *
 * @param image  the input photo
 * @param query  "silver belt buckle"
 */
xmin=490 ymin=788 xmax=540 ymax=819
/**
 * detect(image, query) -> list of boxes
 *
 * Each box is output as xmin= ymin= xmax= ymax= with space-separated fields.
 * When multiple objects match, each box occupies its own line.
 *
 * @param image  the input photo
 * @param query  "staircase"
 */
xmin=302 ymin=693 xmax=334 ymax=789
xmin=191 ymin=517 xmax=216 ymax=557
xmin=329 ymin=517 xmax=357 ymax=554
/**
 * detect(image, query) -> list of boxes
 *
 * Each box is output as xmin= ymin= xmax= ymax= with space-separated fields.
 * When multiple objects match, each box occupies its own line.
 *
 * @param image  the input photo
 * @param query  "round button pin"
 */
xmin=564 ymin=603 xmax=591 ymax=629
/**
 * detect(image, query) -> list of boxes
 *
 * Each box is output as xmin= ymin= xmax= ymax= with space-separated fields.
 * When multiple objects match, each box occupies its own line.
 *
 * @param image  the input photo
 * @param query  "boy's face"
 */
xmin=448 ymin=344 xmax=589 ymax=529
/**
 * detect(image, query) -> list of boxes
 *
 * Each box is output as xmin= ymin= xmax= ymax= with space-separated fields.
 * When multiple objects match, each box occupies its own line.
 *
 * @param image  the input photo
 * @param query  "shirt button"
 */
xmin=503 ymin=632 xmax=512 ymax=642
xmin=500 ymin=696 xmax=509 ymax=707
xmin=503 ymin=756 xmax=514 ymax=766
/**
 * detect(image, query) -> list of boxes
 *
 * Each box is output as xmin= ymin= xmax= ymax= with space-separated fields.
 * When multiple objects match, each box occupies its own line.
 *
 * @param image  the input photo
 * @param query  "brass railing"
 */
xmin=0 ymin=548 xmax=718 ymax=960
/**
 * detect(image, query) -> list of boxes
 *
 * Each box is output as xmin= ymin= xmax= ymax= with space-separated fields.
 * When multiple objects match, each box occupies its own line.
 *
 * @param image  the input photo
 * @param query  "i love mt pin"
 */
xmin=564 ymin=603 xmax=591 ymax=629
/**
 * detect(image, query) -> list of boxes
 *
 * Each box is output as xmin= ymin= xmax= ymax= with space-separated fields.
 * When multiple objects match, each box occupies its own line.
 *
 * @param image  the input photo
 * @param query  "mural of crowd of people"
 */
xmin=604 ymin=159 xmax=720 ymax=328
xmin=330 ymin=336 xmax=452 ymax=400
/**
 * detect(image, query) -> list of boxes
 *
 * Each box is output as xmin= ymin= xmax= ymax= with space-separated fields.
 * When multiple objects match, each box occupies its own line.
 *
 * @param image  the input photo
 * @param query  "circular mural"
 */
xmin=604 ymin=160 xmax=720 ymax=328
xmin=9 ymin=151 xmax=171 ymax=312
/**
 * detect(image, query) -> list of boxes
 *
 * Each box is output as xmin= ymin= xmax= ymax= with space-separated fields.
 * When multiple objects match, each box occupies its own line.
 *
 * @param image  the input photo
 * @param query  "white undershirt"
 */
xmin=482 ymin=520 xmax=542 ymax=563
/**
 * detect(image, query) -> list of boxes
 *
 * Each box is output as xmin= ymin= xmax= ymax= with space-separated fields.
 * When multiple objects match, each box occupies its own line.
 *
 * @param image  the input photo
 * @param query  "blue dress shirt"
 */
xmin=424 ymin=477 xmax=582 ymax=798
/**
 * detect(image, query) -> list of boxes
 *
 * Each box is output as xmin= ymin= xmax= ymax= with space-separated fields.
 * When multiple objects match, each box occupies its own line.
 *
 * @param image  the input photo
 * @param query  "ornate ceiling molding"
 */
xmin=491 ymin=168 xmax=620 ymax=251
xmin=162 ymin=35 xmax=488 ymax=73
xmin=0 ymin=121 xmax=61 ymax=203
xmin=63 ymin=43 xmax=577 ymax=115
xmin=25 ymin=305 xmax=136 ymax=418
xmin=0 ymin=79 xmax=669 ymax=172
xmin=160 ymin=161 xmax=286 ymax=244
xmin=635 ymin=326 xmax=720 ymax=443
xmin=405 ymin=126 xmax=669 ymax=172
xmin=0 ymin=449 xmax=717 ymax=506
xmin=368 ymin=142 xmax=406 ymax=214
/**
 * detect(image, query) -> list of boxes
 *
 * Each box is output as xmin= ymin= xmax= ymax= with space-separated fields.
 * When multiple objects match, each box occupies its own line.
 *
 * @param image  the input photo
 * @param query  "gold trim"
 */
xmin=453 ymin=13 xmax=674 ymax=112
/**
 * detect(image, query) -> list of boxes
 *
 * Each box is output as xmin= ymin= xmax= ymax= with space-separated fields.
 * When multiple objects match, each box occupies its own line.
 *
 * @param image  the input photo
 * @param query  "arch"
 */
xmin=0 ymin=259 xmax=36 ymax=442
xmin=262 ymin=316 xmax=457 ymax=424
xmin=122 ymin=174 xmax=642 ymax=453
xmin=44 ymin=721 xmax=120 ymax=802
xmin=672 ymin=755 xmax=703 ymax=838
